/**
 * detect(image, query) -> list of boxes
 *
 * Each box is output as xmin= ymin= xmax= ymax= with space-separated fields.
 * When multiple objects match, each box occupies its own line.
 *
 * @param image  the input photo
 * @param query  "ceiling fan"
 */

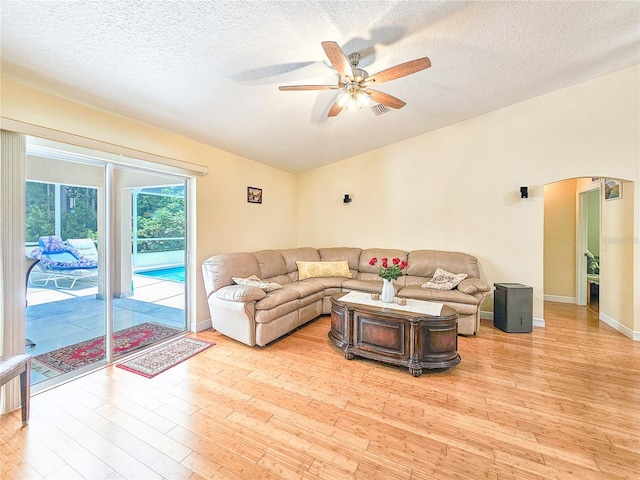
xmin=279 ymin=41 xmax=431 ymax=117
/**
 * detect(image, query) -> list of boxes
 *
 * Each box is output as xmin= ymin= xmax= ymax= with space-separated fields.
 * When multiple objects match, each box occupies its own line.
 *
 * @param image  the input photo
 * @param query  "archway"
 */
xmin=544 ymin=177 xmax=635 ymax=337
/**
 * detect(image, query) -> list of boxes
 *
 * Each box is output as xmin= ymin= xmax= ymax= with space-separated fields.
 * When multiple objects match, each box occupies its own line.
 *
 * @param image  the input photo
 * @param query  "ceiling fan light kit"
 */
xmin=278 ymin=41 xmax=431 ymax=118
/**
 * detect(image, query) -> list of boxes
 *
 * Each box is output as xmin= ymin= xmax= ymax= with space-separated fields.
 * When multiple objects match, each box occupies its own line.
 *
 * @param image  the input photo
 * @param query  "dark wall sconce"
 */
xmin=520 ymin=186 xmax=529 ymax=199
xmin=343 ymin=194 xmax=352 ymax=204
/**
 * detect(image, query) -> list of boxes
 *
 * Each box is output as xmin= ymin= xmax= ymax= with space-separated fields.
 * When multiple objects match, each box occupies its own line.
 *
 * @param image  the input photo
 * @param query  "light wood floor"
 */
xmin=2 ymin=302 xmax=639 ymax=479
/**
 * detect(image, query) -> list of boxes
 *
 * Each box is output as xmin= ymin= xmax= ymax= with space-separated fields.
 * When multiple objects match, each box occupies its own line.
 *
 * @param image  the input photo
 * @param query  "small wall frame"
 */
xmin=604 ymin=179 xmax=622 ymax=200
xmin=247 ymin=186 xmax=262 ymax=204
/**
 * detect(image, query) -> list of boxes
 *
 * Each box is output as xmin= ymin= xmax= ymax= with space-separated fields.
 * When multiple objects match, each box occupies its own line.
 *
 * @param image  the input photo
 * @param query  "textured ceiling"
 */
xmin=1 ymin=1 xmax=639 ymax=173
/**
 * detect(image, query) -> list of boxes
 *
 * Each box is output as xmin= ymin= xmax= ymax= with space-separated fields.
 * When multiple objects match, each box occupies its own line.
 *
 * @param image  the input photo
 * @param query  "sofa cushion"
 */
xmin=202 ymin=252 xmax=260 ymax=295
xmin=233 ymin=275 xmax=282 ymax=292
xmin=280 ymin=247 xmax=320 ymax=273
xmin=303 ymin=276 xmax=347 ymax=288
xmin=299 ymin=290 xmax=325 ymax=308
xmin=399 ymin=286 xmax=480 ymax=305
xmin=406 ymin=250 xmax=480 ymax=278
xmin=318 ymin=247 xmax=362 ymax=271
xmin=215 ymin=285 xmax=266 ymax=302
xmin=421 ymin=268 xmax=468 ymax=291
xmin=296 ymin=261 xmax=352 ymax=280
xmin=341 ymin=279 xmax=394 ymax=294
xmin=263 ymin=274 xmax=292 ymax=286
xmin=403 ymin=275 xmax=430 ymax=287
xmin=255 ymin=288 xmax=300 ymax=310
xmin=253 ymin=250 xmax=287 ymax=279
xmin=255 ymin=309 xmax=299 ymax=331
xmin=255 ymin=301 xmax=300 ymax=324
xmin=281 ymin=279 xmax=326 ymax=297
xmin=359 ymin=248 xmax=409 ymax=275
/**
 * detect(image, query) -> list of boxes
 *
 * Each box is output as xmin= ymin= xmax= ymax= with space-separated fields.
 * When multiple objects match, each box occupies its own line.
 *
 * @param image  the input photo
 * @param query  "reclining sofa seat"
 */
xmin=202 ymin=247 xmax=490 ymax=347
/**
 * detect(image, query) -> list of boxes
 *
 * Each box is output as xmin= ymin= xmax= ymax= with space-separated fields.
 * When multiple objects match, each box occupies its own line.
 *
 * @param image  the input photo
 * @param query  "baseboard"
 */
xmin=194 ymin=318 xmax=212 ymax=333
xmin=600 ymin=312 xmax=640 ymax=341
xmin=480 ymin=310 xmax=545 ymax=328
xmin=544 ymin=295 xmax=575 ymax=304
xmin=480 ymin=310 xmax=493 ymax=320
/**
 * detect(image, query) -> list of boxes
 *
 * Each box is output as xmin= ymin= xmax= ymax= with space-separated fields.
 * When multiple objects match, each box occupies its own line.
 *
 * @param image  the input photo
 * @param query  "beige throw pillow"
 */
xmin=232 ymin=275 xmax=282 ymax=292
xmin=421 ymin=267 xmax=468 ymax=291
xmin=296 ymin=261 xmax=352 ymax=280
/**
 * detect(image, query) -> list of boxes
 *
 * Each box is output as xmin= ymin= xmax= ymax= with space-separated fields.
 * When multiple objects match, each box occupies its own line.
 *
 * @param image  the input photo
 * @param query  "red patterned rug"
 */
xmin=116 ymin=337 xmax=214 ymax=378
xmin=32 ymin=322 xmax=182 ymax=377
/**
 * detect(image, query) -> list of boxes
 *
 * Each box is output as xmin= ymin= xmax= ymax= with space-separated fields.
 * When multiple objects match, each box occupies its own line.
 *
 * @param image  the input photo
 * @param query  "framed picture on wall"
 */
xmin=604 ymin=179 xmax=622 ymax=200
xmin=247 ymin=186 xmax=262 ymax=204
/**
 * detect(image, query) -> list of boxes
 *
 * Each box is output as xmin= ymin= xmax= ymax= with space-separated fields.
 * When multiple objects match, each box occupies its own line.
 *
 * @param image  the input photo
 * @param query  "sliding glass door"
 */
xmin=25 ymin=140 xmax=188 ymax=388
xmin=25 ymin=148 xmax=108 ymax=385
xmin=110 ymin=166 xmax=187 ymax=361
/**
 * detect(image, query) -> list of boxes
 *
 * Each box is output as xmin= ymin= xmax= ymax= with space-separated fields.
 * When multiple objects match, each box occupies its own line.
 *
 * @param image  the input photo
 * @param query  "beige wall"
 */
xmin=601 ymin=180 xmax=635 ymax=333
xmin=544 ymin=179 xmax=577 ymax=300
xmin=298 ymin=65 xmax=639 ymax=330
xmin=1 ymin=77 xmax=298 ymax=325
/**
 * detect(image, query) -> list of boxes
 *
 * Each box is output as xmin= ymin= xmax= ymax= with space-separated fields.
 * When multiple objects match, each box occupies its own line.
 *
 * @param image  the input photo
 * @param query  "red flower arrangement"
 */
xmin=369 ymin=257 xmax=408 ymax=281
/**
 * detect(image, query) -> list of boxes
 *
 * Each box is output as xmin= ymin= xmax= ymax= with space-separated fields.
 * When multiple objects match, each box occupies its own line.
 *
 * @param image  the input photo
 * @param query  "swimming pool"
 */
xmin=136 ymin=266 xmax=185 ymax=282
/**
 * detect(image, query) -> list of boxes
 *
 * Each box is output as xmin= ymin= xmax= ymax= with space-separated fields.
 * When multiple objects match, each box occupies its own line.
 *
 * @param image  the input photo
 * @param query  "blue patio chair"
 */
xmin=28 ymin=235 xmax=98 ymax=289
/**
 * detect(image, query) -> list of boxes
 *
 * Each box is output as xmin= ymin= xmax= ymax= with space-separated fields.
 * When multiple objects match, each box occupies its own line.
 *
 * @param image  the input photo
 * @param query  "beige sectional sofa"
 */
xmin=201 ymin=247 xmax=490 ymax=347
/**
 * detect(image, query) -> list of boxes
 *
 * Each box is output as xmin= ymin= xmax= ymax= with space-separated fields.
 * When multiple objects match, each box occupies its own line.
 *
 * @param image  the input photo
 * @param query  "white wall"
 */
xmin=298 ymin=66 xmax=639 ymax=332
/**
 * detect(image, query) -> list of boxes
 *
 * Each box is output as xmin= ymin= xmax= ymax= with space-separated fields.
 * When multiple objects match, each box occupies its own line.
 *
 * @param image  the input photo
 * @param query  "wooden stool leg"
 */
xmin=20 ymin=361 xmax=30 ymax=425
xmin=0 ymin=355 xmax=32 ymax=425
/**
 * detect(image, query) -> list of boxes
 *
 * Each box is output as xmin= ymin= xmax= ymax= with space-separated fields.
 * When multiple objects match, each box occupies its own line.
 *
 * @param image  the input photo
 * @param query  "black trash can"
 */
xmin=493 ymin=283 xmax=533 ymax=333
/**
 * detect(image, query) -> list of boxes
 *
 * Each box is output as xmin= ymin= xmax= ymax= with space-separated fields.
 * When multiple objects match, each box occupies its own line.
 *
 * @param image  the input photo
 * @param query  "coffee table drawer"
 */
xmin=354 ymin=312 xmax=408 ymax=358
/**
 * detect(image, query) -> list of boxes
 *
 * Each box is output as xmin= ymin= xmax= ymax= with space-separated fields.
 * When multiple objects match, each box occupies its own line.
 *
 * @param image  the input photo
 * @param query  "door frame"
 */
xmin=576 ymin=181 xmax=601 ymax=306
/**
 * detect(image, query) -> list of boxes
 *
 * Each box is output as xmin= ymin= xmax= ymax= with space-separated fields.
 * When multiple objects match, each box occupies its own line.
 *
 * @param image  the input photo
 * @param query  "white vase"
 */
xmin=381 ymin=278 xmax=395 ymax=303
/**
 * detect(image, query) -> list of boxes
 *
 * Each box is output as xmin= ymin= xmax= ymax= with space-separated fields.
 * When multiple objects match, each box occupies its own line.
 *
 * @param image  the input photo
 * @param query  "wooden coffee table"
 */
xmin=329 ymin=292 xmax=460 ymax=376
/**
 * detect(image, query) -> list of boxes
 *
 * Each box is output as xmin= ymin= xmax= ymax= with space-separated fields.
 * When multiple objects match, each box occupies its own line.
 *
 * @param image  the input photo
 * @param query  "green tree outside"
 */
xmin=26 ymin=182 xmax=185 ymax=253
xmin=135 ymin=188 xmax=185 ymax=253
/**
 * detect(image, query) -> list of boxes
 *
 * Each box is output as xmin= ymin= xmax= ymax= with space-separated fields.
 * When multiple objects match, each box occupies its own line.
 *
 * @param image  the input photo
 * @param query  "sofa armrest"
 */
xmin=215 ymin=285 xmax=266 ymax=302
xmin=457 ymin=278 xmax=490 ymax=295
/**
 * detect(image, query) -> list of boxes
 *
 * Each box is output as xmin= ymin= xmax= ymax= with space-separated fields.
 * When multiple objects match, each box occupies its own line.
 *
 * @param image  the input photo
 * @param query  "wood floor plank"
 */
xmin=2 ymin=302 xmax=639 ymax=479
xmin=1 ymin=418 xmax=65 ymax=478
xmin=167 ymin=424 xmax=282 ymax=479
xmin=226 ymin=409 xmax=361 ymax=476
xmin=94 ymin=403 xmax=192 ymax=462
xmin=43 ymin=464 xmax=85 ymax=479
xmin=61 ymin=419 xmax=163 ymax=480
xmin=257 ymin=449 xmax=323 ymax=480
xmin=24 ymin=418 xmax=115 ymax=479
xmin=267 ymin=414 xmax=414 ymax=480
xmin=179 ymin=451 xmax=228 ymax=479
xmin=246 ymin=397 xmax=370 ymax=450
xmin=95 ymin=421 xmax=203 ymax=480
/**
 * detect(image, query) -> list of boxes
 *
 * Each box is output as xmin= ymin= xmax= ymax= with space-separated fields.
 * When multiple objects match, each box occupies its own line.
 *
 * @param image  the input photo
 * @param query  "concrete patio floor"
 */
xmin=26 ymin=274 xmax=186 ymax=385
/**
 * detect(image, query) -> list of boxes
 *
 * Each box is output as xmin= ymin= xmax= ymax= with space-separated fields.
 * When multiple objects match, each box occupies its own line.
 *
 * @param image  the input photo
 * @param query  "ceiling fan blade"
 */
xmin=278 ymin=85 xmax=338 ymax=91
xmin=366 ymin=57 xmax=431 ymax=85
xmin=321 ymin=41 xmax=353 ymax=80
xmin=367 ymin=90 xmax=406 ymax=109
xmin=328 ymin=102 xmax=343 ymax=117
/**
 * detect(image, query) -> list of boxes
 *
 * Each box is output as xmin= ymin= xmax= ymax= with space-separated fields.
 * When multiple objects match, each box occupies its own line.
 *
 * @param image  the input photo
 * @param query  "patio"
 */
xmin=26 ymin=274 xmax=186 ymax=384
